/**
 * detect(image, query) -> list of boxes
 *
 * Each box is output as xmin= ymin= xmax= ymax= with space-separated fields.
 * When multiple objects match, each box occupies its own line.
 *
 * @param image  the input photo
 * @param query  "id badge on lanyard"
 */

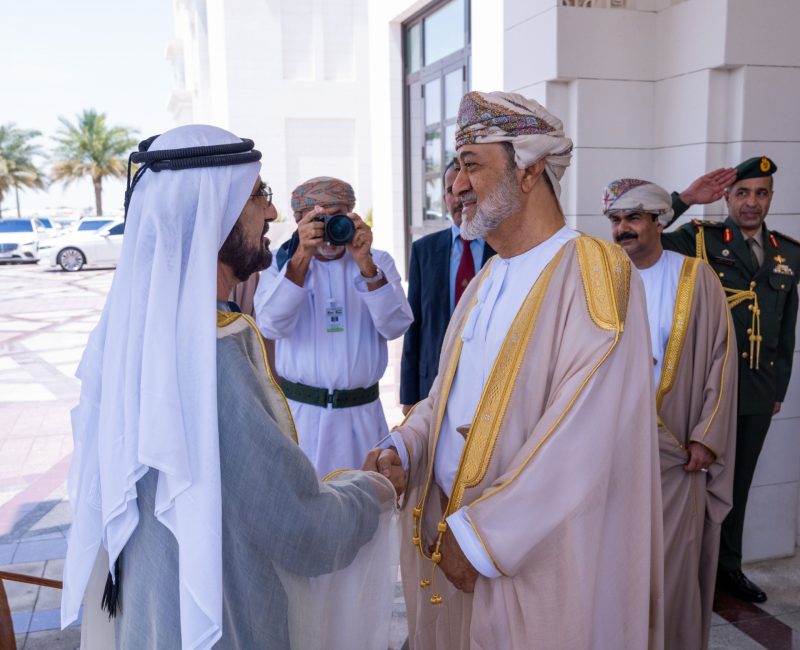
xmin=325 ymin=298 xmax=344 ymax=333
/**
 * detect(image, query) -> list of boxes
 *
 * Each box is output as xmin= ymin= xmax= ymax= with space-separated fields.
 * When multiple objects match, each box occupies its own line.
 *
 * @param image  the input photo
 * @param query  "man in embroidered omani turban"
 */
xmin=253 ymin=176 xmax=412 ymax=478
xmin=367 ymin=91 xmax=664 ymax=649
xmin=604 ymin=178 xmax=737 ymax=650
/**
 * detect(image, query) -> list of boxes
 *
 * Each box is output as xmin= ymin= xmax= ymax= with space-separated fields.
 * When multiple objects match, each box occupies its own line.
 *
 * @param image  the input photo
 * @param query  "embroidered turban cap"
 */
xmin=291 ymin=176 xmax=356 ymax=219
xmin=602 ymin=178 xmax=674 ymax=227
xmin=455 ymin=91 xmax=573 ymax=199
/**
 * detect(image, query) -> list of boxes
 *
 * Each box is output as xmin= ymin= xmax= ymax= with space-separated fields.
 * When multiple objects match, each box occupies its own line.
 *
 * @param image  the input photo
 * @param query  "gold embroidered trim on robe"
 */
xmin=655 ymin=259 xmax=732 ymax=445
xmin=413 ymin=238 xmax=634 ymax=567
xmin=322 ymin=468 xmax=353 ymax=481
xmin=217 ymin=310 xmax=241 ymax=328
xmin=216 ymin=310 xmax=298 ymax=443
xmin=411 ymin=260 xmax=496 ymax=557
xmin=469 ymin=239 xmax=628 ymax=520
xmin=446 ymin=247 xmax=565 ymax=514
xmin=698 ymin=290 xmax=731 ymax=441
xmin=656 ymin=257 xmax=699 ymax=410
xmin=465 ymin=512 xmax=505 ymax=576
xmin=575 ymin=237 xmax=630 ymax=331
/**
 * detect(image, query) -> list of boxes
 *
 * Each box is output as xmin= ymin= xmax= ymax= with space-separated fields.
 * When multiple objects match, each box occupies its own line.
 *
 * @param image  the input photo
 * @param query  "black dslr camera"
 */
xmin=314 ymin=213 xmax=356 ymax=246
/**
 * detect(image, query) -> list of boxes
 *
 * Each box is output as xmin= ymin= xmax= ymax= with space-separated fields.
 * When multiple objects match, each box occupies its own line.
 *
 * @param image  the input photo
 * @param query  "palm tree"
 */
xmin=51 ymin=109 xmax=137 ymax=216
xmin=0 ymin=124 xmax=47 ymax=218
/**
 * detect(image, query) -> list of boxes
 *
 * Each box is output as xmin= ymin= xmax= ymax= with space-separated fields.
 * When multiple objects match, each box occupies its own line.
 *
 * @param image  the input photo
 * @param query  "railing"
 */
xmin=0 ymin=571 xmax=63 ymax=650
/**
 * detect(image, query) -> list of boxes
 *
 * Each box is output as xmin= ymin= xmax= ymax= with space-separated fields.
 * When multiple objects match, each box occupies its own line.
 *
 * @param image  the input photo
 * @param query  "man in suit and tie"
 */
xmin=400 ymin=159 xmax=496 ymax=414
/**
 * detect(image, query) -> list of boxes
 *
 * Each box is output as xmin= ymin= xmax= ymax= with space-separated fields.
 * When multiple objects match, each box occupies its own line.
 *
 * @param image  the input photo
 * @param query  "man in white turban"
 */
xmin=60 ymin=125 xmax=399 ymax=650
xmin=604 ymin=178 xmax=737 ymax=650
xmin=367 ymin=91 xmax=664 ymax=649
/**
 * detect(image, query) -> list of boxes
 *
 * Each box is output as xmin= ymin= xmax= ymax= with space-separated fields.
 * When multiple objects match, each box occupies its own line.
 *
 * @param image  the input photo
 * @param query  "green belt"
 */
xmin=279 ymin=378 xmax=380 ymax=409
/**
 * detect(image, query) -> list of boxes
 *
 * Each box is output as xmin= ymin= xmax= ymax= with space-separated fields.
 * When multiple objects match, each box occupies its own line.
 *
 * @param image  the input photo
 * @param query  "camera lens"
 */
xmin=324 ymin=214 xmax=356 ymax=246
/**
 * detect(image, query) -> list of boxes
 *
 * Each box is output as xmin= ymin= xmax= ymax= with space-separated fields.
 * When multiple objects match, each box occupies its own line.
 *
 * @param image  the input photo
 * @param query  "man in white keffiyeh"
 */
xmin=61 ymin=124 xmax=399 ymax=650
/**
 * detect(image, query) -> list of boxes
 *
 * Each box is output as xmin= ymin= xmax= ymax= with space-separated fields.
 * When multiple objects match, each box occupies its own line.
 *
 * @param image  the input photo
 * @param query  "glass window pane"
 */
xmin=426 ymin=177 xmax=443 ymax=220
xmin=444 ymin=69 xmax=463 ymax=119
xmin=406 ymin=23 xmax=421 ymax=73
xmin=424 ymin=79 xmax=441 ymax=126
xmin=423 ymin=0 xmax=465 ymax=66
xmin=444 ymin=123 xmax=457 ymax=166
xmin=425 ymin=128 xmax=442 ymax=173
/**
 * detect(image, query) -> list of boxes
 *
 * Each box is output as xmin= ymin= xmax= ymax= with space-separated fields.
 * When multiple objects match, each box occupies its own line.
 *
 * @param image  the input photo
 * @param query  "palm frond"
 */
xmin=50 ymin=109 xmax=138 ymax=211
xmin=0 ymin=123 xmax=47 ymax=204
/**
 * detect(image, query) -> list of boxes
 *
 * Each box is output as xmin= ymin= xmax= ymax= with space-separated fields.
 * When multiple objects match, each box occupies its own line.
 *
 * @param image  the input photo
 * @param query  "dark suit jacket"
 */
xmin=400 ymin=229 xmax=495 ymax=405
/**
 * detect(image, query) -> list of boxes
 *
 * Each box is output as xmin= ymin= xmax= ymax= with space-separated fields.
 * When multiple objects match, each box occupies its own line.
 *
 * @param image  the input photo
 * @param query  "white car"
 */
xmin=42 ymin=219 xmax=125 ymax=271
xmin=0 ymin=218 xmax=51 ymax=263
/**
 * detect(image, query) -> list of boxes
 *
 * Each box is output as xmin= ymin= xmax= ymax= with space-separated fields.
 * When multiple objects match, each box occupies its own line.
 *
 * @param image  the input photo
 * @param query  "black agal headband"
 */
xmin=124 ymin=134 xmax=262 ymax=220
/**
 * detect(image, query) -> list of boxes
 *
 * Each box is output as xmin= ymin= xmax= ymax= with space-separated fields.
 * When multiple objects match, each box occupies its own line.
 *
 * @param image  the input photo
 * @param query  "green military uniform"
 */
xmin=662 ymin=156 xmax=800 ymax=581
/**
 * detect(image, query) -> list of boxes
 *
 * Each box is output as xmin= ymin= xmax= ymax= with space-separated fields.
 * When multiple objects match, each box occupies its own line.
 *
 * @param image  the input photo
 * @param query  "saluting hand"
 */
xmin=679 ymin=168 xmax=738 ymax=206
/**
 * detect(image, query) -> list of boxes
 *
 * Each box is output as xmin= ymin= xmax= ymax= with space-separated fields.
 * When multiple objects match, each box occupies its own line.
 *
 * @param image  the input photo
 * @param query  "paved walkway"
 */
xmin=1 ymin=262 xmax=798 ymax=649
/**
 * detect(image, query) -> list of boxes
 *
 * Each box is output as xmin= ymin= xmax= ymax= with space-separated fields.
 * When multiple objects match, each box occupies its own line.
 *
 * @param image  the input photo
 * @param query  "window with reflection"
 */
xmin=403 ymin=0 xmax=470 ymax=249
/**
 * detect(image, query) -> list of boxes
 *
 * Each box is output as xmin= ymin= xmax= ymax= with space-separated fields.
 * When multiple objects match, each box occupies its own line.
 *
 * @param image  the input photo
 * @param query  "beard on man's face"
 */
xmin=218 ymin=219 xmax=272 ymax=282
xmin=460 ymin=168 xmax=521 ymax=240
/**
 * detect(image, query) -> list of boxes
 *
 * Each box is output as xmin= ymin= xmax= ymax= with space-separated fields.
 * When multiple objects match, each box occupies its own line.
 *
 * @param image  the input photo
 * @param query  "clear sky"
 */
xmin=0 ymin=0 xmax=175 ymax=215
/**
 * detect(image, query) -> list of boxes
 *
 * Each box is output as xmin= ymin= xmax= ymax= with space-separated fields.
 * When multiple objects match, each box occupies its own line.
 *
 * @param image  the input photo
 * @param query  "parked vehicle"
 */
xmin=72 ymin=218 xmax=114 ymax=232
xmin=0 ymin=218 xmax=51 ymax=263
xmin=35 ymin=217 xmax=62 ymax=232
xmin=41 ymin=219 xmax=125 ymax=271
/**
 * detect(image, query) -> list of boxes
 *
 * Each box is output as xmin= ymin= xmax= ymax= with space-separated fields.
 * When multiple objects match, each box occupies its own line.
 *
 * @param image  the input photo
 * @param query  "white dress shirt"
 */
xmin=254 ymin=248 xmax=413 ymax=477
xmin=637 ymin=250 xmax=683 ymax=386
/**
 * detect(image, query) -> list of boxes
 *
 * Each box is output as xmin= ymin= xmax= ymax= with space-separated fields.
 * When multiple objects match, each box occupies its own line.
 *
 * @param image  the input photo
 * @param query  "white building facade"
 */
xmin=170 ymin=0 xmax=800 ymax=562
xmin=168 ymin=0 xmax=373 ymax=228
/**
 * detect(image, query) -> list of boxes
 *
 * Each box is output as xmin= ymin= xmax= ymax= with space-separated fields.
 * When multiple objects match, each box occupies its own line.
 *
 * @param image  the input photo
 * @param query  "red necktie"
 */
xmin=454 ymin=236 xmax=475 ymax=306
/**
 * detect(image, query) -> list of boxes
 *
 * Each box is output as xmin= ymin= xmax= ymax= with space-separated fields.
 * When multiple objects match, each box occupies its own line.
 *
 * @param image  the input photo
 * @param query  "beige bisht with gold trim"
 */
xmin=656 ymin=257 xmax=737 ymax=650
xmin=395 ymin=236 xmax=664 ymax=650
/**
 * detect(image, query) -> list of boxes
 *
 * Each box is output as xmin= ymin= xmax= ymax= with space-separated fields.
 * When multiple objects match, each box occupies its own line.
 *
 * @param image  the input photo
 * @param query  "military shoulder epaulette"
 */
xmin=690 ymin=218 xmax=725 ymax=228
xmin=772 ymin=230 xmax=800 ymax=249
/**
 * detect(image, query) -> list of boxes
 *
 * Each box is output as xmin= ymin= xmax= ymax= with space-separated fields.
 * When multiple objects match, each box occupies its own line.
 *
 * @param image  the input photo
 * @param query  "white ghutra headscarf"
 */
xmin=61 ymin=125 xmax=260 ymax=649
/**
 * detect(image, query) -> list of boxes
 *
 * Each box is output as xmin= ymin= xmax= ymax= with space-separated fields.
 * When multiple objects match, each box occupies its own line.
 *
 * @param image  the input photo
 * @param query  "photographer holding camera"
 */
xmin=254 ymin=176 xmax=413 ymax=477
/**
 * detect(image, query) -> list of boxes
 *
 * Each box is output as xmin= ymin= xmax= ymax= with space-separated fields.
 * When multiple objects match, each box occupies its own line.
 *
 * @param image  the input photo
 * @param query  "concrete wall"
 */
xmin=505 ymin=0 xmax=800 ymax=560
xmin=169 ymin=0 xmax=373 ymax=230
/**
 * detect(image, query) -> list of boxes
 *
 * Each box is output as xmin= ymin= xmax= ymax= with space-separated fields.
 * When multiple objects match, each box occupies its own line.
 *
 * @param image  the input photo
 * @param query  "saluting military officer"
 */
xmin=662 ymin=156 xmax=800 ymax=603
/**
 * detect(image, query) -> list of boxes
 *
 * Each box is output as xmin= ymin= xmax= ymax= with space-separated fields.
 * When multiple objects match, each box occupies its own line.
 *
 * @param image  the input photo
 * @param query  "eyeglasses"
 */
xmin=250 ymin=182 xmax=273 ymax=207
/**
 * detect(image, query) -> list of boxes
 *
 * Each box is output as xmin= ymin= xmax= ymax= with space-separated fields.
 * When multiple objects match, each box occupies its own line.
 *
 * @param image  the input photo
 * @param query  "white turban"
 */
xmin=61 ymin=125 xmax=260 ymax=649
xmin=455 ymin=91 xmax=573 ymax=199
xmin=602 ymin=178 xmax=674 ymax=226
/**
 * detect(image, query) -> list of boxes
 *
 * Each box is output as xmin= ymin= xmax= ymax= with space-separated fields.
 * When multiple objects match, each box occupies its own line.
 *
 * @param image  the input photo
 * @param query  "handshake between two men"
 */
xmin=361 ymin=446 xmax=481 ymax=594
